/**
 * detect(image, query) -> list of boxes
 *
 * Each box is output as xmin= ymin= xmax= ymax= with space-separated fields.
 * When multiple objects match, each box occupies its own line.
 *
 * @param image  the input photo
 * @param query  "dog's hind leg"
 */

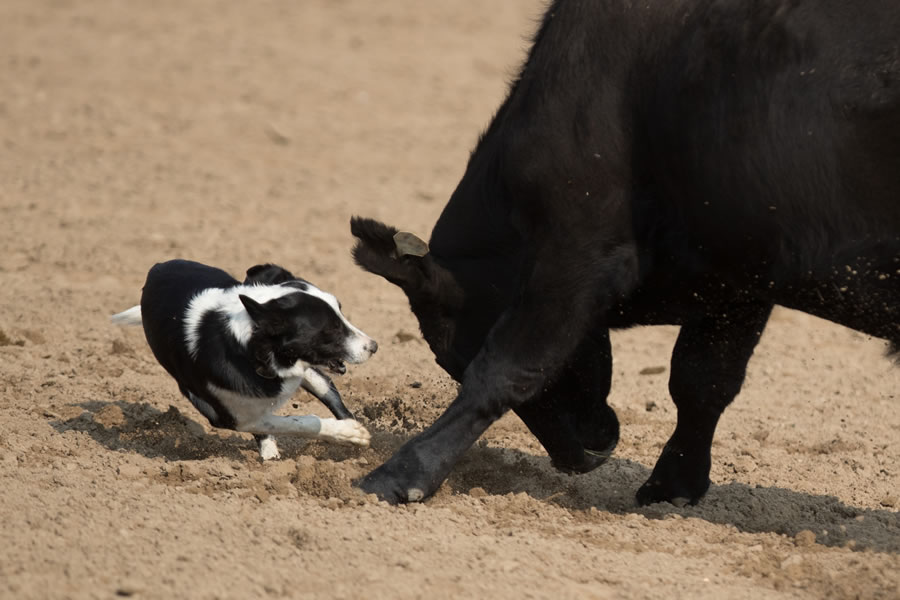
xmin=241 ymin=415 xmax=370 ymax=447
xmin=253 ymin=434 xmax=282 ymax=460
xmin=301 ymin=367 xmax=355 ymax=420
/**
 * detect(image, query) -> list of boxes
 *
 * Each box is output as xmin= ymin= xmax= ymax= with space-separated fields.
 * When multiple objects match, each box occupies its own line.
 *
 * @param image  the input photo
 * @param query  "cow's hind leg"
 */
xmin=515 ymin=328 xmax=619 ymax=474
xmin=636 ymin=301 xmax=773 ymax=506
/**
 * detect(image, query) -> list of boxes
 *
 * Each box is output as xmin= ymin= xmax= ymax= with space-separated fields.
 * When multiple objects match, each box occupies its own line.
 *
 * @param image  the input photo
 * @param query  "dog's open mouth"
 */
xmin=326 ymin=360 xmax=346 ymax=375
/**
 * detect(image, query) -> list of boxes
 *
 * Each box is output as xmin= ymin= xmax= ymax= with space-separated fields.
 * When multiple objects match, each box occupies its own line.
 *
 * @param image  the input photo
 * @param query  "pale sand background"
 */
xmin=1 ymin=1 xmax=898 ymax=598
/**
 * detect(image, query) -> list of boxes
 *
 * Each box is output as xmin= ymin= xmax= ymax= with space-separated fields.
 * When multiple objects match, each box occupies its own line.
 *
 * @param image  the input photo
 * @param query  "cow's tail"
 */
xmin=110 ymin=305 xmax=142 ymax=326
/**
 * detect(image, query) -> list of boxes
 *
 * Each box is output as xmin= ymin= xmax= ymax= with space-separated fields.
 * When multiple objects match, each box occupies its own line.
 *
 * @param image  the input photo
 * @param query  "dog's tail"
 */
xmin=110 ymin=305 xmax=142 ymax=326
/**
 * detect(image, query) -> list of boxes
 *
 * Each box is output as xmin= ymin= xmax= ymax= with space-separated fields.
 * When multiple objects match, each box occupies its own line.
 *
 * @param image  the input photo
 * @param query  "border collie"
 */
xmin=111 ymin=259 xmax=377 ymax=460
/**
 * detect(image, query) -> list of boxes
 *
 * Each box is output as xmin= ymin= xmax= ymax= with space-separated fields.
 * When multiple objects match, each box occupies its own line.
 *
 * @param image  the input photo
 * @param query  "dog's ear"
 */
xmin=244 ymin=263 xmax=298 ymax=285
xmin=239 ymin=294 xmax=269 ymax=323
xmin=240 ymin=294 xmax=298 ymax=335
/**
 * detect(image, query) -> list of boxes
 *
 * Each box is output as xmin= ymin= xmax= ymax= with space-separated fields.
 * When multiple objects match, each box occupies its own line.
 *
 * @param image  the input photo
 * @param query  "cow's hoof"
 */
xmin=357 ymin=470 xmax=404 ymax=504
xmin=551 ymin=401 xmax=619 ymax=474
xmin=355 ymin=456 xmax=434 ymax=505
xmin=551 ymin=439 xmax=617 ymax=474
xmin=635 ymin=447 xmax=711 ymax=506
xmin=635 ymin=478 xmax=708 ymax=506
xmin=356 ymin=476 xmax=427 ymax=505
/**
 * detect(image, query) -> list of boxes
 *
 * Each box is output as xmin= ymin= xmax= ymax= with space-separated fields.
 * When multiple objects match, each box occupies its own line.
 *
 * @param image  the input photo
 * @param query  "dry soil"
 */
xmin=1 ymin=1 xmax=898 ymax=599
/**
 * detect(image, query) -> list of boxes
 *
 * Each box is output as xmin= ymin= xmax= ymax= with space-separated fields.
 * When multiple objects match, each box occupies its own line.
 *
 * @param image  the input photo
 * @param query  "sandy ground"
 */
xmin=1 ymin=1 xmax=898 ymax=598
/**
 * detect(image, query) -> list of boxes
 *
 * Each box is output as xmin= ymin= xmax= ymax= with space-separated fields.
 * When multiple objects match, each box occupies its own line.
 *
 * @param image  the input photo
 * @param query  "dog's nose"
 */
xmin=368 ymin=340 xmax=378 ymax=355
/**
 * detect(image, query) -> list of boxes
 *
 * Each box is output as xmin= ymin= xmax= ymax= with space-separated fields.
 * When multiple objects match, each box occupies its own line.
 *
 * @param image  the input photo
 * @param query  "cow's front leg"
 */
xmin=360 ymin=242 xmax=638 ymax=504
xmin=636 ymin=302 xmax=772 ymax=506
xmin=515 ymin=328 xmax=619 ymax=474
xmin=358 ymin=334 xmax=561 ymax=503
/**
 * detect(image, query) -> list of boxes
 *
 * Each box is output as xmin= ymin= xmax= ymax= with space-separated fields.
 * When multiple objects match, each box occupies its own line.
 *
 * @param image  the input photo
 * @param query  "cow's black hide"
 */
xmin=351 ymin=0 xmax=900 ymax=506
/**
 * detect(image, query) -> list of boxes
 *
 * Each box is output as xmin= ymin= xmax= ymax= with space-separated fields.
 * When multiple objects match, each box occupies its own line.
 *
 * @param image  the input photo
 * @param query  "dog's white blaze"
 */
xmin=344 ymin=332 xmax=376 ymax=364
xmin=301 ymin=283 xmax=376 ymax=364
xmin=183 ymin=284 xmax=300 ymax=357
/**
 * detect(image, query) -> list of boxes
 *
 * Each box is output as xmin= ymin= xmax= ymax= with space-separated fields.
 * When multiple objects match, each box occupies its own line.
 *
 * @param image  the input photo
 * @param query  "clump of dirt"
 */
xmin=110 ymin=339 xmax=134 ymax=356
xmin=93 ymin=403 xmax=127 ymax=428
xmin=0 ymin=329 xmax=23 ymax=346
xmin=293 ymin=455 xmax=367 ymax=503
xmin=361 ymin=396 xmax=421 ymax=432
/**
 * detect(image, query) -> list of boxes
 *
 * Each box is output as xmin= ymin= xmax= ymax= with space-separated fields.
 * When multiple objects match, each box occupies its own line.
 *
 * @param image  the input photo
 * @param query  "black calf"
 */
xmin=351 ymin=0 xmax=900 ymax=505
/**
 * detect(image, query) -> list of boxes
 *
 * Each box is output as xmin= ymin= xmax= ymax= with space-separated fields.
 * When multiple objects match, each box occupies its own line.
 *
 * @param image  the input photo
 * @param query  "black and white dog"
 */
xmin=111 ymin=259 xmax=377 ymax=460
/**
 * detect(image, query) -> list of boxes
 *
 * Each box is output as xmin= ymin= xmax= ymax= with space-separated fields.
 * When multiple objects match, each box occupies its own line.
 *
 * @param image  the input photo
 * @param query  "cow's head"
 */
xmin=351 ymin=216 xmax=508 ymax=380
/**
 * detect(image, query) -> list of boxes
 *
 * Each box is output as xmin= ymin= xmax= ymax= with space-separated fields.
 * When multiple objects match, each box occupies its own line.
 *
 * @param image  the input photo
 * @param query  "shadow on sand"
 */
xmin=52 ymin=399 xmax=898 ymax=554
xmin=443 ymin=441 xmax=900 ymax=554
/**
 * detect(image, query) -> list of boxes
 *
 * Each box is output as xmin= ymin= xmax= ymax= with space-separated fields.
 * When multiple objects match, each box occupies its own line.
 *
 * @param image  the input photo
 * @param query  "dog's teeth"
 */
xmin=407 ymin=488 xmax=425 ymax=502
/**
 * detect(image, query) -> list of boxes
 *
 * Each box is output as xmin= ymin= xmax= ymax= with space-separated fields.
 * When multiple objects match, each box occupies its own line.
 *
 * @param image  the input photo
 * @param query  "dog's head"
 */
xmin=239 ymin=269 xmax=377 ymax=379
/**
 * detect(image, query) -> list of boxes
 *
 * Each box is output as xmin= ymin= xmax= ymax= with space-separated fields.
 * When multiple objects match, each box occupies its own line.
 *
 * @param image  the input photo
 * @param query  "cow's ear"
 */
xmin=350 ymin=216 xmax=430 ymax=288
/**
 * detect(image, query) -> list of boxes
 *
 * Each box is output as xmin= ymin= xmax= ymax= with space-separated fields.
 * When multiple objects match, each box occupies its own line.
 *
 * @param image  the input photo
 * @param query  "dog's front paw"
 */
xmin=320 ymin=418 xmax=371 ymax=447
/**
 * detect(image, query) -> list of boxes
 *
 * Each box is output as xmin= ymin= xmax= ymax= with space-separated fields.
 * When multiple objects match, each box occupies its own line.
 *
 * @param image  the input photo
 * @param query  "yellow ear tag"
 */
xmin=393 ymin=231 xmax=429 ymax=257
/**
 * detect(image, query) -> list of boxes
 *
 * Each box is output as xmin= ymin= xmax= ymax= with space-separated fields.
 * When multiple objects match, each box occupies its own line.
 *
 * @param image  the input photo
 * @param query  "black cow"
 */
xmin=350 ymin=0 xmax=900 ymax=506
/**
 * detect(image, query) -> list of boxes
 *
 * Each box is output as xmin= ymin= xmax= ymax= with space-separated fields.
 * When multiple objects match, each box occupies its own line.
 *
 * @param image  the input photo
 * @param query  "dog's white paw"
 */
xmin=320 ymin=418 xmax=371 ymax=447
xmin=258 ymin=436 xmax=281 ymax=460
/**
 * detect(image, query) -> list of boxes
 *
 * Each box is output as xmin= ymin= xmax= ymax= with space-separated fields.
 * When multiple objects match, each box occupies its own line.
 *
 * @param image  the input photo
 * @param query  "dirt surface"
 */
xmin=1 ymin=1 xmax=898 ymax=598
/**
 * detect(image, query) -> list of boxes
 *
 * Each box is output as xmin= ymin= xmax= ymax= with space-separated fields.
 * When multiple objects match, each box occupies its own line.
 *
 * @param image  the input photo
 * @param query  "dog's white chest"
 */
xmin=207 ymin=377 xmax=302 ymax=429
